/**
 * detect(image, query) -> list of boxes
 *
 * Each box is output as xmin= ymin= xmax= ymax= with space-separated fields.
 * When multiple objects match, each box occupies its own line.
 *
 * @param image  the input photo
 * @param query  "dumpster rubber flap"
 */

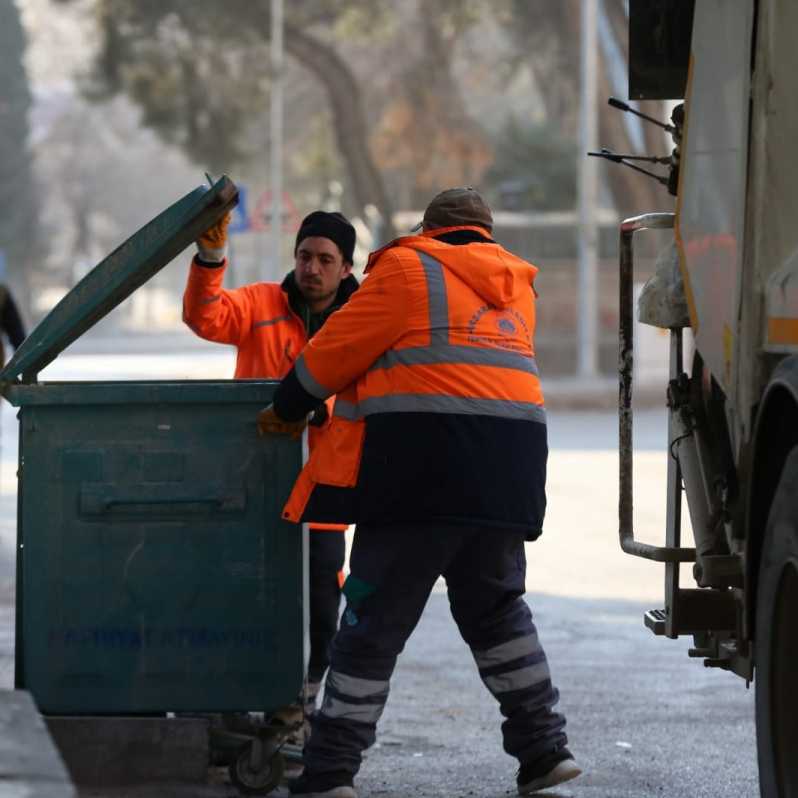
xmin=0 ymin=176 xmax=238 ymax=385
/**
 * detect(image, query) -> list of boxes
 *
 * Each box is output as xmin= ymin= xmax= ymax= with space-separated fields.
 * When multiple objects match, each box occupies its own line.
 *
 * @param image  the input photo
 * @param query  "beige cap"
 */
xmin=413 ymin=186 xmax=493 ymax=233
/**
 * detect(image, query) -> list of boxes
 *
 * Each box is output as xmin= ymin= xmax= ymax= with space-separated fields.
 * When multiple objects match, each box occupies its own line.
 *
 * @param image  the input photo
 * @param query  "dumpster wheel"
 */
xmin=230 ymin=739 xmax=285 ymax=795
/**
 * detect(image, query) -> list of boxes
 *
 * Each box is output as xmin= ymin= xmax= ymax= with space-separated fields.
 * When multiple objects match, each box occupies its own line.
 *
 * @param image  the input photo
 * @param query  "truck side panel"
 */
xmin=675 ymin=1 xmax=754 ymax=392
xmin=740 ymin=0 xmax=798 ymax=441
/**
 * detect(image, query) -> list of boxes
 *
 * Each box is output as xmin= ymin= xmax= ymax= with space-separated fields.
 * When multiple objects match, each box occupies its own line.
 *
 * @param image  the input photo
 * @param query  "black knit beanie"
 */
xmin=294 ymin=211 xmax=356 ymax=264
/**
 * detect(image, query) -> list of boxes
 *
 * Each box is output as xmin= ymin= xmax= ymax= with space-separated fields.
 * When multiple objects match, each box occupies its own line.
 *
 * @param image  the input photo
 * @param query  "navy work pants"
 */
xmin=307 ymin=529 xmax=346 ymax=685
xmin=304 ymin=523 xmax=568 ymax=777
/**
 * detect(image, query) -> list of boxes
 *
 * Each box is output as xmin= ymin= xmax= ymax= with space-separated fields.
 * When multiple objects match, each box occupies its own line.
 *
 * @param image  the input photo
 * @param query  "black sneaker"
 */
xmin=517 ymin=749 xmax=582 ymax=795
xmin=289 ymin=770 xmax=357 ymax=798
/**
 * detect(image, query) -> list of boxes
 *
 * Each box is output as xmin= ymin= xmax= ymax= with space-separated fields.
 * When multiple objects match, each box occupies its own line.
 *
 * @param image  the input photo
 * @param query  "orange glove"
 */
xmin=257 ymin=404 xmax=308 ymax=440
xmin=196 ymin=211 xmax=231 ymax=263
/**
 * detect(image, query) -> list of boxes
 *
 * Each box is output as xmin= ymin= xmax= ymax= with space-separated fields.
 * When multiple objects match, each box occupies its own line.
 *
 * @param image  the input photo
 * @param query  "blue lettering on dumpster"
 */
xmin=48 ymin=627 xmax=274 ymax=650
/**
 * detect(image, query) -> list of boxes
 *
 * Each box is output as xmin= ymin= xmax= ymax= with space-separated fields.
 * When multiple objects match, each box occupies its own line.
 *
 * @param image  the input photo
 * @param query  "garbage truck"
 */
xmin=609 ymin=2 xmax=798 ymax=796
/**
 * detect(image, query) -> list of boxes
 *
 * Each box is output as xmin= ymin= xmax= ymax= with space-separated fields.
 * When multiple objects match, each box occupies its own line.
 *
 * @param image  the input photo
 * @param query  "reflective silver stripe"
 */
xmin=482 ymin=661 xmax=551 ymax=695
xmin=333 ymin=399 xmax=361 ymax=421
xmin=356 ymin=394 xmax=546 ymax=423
xmin=373 ymin=345 xmax=539 ymax=376
xmin=321 ymin=696 xmax=386 ymax=724
xmin=327 ymin=671 xmax=390 ymax=700
xmin=418 ymin=252 xmax=449 ymax=346
xmin=199 ymin=295 xmax=221 ymax=305
xmin=369 ymin=251 xmax=538 ymax=376
xmin=295 ymin=354 xmax=332 ymax=400
xmin=254 ymin=314 xmax=290 ymax=328
xmin=473 ymin=634 xmax=541 ymax=670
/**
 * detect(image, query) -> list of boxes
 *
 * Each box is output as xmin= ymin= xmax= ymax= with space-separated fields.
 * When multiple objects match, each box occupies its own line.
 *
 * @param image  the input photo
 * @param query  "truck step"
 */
xmin=644 ymin=609 xmax=667 ymax=635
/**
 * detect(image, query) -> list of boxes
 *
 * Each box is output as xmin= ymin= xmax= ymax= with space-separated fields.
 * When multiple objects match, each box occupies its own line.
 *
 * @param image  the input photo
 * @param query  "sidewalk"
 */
xmin=0 ymin=493 xmax=17 ymax=692
xmin=544 ymin=373 xmax=665 ymax=410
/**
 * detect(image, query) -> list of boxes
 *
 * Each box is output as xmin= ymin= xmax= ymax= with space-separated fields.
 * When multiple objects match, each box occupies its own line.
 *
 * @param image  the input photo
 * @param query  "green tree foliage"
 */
xmin=370 ymin=0 xmax=493 ymax=208
xmin=484 ymin=117 xmax=576 ymax=211
xmin=62 ymin=0 xmax=510 ymax=233
xmin=58 ymin=0 xmax=660 ymax=230
xmin=0 ymin=0 xmax=43 ymax=311
xmin=67 ymin=0 xmax=399 ymax=236
xmin=497 ymin=0 xmax=673 ymax=217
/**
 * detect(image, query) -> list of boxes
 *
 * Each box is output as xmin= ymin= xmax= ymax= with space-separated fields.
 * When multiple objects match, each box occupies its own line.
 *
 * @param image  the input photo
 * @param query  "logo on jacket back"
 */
xmin=497 ymin=317 xmax=517 ymax=335
xmin=467 ymin=305 xmax=530 ymax=351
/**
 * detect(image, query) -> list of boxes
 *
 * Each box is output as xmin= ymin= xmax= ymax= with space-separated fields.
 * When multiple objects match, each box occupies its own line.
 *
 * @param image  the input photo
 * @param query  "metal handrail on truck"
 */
xmin=618 ymin=212 xmax=696 ymax=563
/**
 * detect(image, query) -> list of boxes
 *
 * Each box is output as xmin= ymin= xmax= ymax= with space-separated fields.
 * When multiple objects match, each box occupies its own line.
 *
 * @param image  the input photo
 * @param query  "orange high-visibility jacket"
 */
xmin=184 ymin=259 xmax=312 ymax=378
xmin=183 ymin=257 xmax=359 ymax=531
xmin=273 ymin=226 xmax=548 ymax=538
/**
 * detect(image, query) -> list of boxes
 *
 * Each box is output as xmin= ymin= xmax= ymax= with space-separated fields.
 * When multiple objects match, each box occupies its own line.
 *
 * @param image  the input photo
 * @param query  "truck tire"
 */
xmin=756 ymin=448 xmax=798 ymax=798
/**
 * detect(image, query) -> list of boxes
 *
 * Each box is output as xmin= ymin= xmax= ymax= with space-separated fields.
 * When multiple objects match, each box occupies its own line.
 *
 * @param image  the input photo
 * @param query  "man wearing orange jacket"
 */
xmin=183 ymin=209 xmax=359 ymax=716
xmin=261 ymin=188 xmax=580 ymax=798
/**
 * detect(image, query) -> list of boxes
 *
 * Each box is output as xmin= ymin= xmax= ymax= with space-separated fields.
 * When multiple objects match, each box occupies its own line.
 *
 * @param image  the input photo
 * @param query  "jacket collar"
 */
xmin=280 ymin=272 xmax=360 ymax=328
xmin=365 ymin=225 xmax=494 ymax=273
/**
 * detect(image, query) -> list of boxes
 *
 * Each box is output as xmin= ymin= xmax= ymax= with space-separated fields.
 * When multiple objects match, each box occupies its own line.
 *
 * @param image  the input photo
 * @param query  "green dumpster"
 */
xmin=1 ymin=177 xmax=307 ymax=716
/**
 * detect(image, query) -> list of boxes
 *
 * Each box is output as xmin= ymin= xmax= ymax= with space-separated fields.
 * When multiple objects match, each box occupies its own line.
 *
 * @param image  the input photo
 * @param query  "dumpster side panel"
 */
xmin=17 ymin=382 xmax=304 ymax=714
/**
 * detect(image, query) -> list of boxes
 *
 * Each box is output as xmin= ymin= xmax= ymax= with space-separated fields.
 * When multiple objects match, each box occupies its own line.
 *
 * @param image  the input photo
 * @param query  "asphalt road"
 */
xmin=332 ymin=590 xmax=758 ymax=798
xmin=0 ymin=343 xmax=759 ymax=797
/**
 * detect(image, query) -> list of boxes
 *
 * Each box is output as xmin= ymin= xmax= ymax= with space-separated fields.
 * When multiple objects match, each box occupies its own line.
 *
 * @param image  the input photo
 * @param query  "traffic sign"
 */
xmin=228 ymin=186 xmax=250 ymax=234
xmin=249 ymin=190 xmax=300 ymax=233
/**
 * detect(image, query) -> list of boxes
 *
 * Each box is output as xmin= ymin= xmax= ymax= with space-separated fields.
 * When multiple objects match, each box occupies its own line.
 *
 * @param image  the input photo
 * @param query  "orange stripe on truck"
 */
xmin=768 ymin=318 xmax=798 ymax=346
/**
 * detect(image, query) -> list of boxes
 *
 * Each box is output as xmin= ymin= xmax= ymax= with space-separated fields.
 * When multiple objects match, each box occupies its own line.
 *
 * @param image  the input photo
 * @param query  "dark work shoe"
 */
xmin=289 ymin=770 xmax=357 ymax=798
xmin=517 ymin=751 xmax=582 ymax=795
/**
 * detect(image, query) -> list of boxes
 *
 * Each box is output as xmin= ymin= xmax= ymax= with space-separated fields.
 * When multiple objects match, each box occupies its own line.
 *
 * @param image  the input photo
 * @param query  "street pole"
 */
xmin=269 ymin=0 xmax=284 ymax=282
xmin=577 ymin=0 xmax=599 ymax=377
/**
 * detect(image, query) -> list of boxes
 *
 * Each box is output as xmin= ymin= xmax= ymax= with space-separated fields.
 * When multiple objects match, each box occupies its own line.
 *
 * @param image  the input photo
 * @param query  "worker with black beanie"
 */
xmin=183 ymin=208 xmax=359 ymax=740
xmin=295 ymin=210 xmax=356 ymax=264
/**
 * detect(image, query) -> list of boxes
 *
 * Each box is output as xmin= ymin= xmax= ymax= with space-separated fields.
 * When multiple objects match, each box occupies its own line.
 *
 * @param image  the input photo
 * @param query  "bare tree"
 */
xmin=0 ymin=0 xmax=45 ymax=314
xmin=59 ymin=0 xmax=400 ymax=237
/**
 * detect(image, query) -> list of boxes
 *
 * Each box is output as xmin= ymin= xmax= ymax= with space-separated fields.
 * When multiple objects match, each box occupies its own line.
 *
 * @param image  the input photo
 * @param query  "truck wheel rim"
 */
xmin=772 ymin=556 xmax=798 ymax=797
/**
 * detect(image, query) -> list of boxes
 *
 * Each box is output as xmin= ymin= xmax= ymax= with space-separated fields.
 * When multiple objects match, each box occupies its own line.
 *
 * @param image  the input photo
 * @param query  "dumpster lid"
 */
xmin=1 ymin=175 xmax=238 ymax=384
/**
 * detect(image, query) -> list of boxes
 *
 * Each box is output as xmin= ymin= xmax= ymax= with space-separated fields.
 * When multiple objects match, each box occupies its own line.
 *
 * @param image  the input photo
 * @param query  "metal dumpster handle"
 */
xmin=80 ymin=484 xmax=246 ymax=516
xmin=619 ymin=213 xmax=695 ymax=563
xmin=105 ymin=497 xmax=222 ymax=508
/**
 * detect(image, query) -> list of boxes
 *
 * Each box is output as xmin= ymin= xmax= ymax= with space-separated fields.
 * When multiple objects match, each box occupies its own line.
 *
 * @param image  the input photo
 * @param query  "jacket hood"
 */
xmin=367 ymin=226 xmax=537 ymax=309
